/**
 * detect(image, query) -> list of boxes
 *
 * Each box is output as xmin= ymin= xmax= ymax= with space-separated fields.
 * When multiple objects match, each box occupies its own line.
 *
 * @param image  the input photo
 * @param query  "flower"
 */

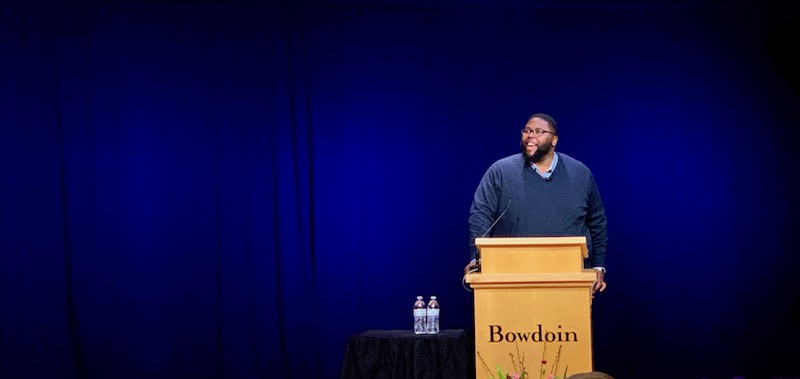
xmin=476 ymin=341 xmax=568 ymax=379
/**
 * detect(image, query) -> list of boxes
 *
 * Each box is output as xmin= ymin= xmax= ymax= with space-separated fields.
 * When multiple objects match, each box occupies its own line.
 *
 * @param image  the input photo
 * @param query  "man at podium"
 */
xmin=466 ymin=113 xmax=608 ymax=293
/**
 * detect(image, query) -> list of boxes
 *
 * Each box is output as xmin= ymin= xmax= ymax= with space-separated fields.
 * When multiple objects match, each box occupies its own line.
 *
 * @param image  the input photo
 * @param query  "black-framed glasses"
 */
xmin=521 ymin=128 xmax=557 ymax=137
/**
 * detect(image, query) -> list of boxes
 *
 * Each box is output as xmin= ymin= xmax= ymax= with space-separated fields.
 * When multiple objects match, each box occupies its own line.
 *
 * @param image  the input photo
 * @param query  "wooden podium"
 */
xmin=465 ymin=237 xmax=596 ymax=379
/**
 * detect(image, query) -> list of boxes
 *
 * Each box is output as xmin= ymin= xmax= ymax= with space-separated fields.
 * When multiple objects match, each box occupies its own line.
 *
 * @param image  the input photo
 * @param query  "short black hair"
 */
xmin=528 ymin=113 xmax=558 ymax=135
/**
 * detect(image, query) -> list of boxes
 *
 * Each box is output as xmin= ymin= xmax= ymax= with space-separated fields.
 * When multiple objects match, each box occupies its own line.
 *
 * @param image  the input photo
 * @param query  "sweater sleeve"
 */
xmin=585 ymin=173 xmax=608 ymax=267
xmin=468 ymin=165 xmax=502 ymax=261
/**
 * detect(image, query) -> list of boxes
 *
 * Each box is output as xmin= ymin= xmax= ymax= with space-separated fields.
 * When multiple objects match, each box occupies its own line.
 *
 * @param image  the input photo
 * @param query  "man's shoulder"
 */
xmin=557 ymin=152 xmax=591 ymax=172
xmin=488 ymin=153 xmax=524 ymax=170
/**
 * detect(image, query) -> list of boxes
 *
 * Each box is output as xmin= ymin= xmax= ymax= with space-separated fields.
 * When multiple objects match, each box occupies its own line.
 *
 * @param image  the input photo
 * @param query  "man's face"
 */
xmin=520 ymin=117 xmax=558 ymax=163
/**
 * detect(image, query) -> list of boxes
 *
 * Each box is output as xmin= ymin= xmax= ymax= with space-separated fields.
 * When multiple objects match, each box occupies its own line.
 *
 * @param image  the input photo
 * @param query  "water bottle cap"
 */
xmin=430 ymin=296 xmax=437 ymax=299
xmin=417 ymin=296 xmax=423 ymax=299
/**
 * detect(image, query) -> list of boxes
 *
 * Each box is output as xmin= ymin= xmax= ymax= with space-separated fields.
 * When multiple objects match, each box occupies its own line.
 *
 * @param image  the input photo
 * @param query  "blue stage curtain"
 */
xmin=2 ymin=1 xmax=799 ymax=379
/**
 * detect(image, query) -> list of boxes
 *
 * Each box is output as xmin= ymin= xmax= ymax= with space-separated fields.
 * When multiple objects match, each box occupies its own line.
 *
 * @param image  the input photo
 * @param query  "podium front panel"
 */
xmin=469 ymin=274 xmax=595 ymax=379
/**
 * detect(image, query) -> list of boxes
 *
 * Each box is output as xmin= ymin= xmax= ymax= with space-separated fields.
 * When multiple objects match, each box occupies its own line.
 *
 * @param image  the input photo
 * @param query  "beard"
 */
xmin=520 ymin=139 xmax=553 ymax=164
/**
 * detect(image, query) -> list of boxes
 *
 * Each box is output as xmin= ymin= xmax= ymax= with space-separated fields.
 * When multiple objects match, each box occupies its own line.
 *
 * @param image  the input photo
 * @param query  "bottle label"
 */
xmin=413 ymin=309 xmax=426 ymax=317
xmin=427 ymin=309 xmax=440 ymax=317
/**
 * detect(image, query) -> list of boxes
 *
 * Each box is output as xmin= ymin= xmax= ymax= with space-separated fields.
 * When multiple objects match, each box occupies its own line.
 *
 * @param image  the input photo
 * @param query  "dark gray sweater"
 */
xmin=468 ymin=152 xmax=608 ymax=268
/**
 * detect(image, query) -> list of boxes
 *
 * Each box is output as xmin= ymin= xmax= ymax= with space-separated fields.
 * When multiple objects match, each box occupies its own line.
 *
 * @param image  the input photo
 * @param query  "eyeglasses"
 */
xmin=521 ymin=128 xmax=557 ymax=137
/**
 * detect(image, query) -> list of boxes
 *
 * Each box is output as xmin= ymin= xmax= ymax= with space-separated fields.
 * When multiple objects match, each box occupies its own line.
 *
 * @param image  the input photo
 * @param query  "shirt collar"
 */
xmin=531 ymin=152 xmax=558 ymax=179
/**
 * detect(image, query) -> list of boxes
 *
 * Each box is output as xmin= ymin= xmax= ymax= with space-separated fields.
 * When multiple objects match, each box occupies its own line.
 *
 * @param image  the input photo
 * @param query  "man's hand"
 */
xmin=592 ymin=269 xmax=606 ymax=294
xmin=464 ymin=260 xmax=480 ymax=275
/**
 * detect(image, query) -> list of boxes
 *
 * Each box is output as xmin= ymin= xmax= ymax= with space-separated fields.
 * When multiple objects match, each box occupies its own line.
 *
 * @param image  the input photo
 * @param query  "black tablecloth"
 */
xmin=340 ymin=329 xmax=475 ymax=379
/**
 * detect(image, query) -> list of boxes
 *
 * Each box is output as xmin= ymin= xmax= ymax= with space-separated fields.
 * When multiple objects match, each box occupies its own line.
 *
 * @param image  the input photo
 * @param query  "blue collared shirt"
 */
xmin=531 ymin=152 xmax=558 ymax=179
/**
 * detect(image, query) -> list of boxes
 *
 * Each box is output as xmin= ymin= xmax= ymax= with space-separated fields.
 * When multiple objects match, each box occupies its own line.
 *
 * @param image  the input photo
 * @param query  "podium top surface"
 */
xmin=475 ymin=236 xmax=588 ymax=256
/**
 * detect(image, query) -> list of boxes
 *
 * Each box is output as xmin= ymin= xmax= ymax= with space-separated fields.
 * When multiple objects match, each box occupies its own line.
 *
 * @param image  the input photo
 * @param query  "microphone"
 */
xmin=465 ymin=198 xmax=512 ymax=280
xmin=481 ymin=198 xmax=512 ymax=238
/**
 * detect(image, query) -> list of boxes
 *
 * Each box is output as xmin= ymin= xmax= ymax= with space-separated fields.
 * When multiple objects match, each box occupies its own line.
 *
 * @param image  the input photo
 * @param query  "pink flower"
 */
xmin=512 ymin=374 xmax=520 ymax=379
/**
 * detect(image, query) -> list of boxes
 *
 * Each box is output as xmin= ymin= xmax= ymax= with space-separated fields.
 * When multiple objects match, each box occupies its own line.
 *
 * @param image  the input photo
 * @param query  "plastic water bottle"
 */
xmin=426 ymin=295 xmax=440 ymax=334
xmin=413 ymin=295 xmax=427 ymax=335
